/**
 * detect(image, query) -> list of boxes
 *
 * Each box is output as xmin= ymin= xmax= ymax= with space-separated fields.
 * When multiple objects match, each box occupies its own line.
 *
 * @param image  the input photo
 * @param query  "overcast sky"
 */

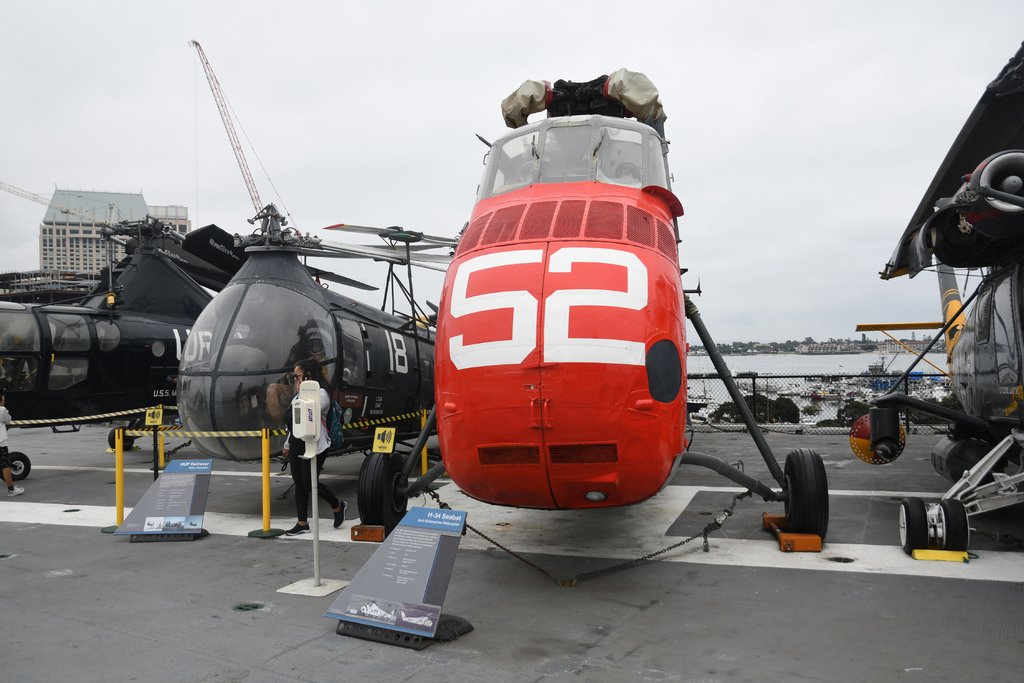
xmin=2 ymin=1 xmax=1022 ymax=343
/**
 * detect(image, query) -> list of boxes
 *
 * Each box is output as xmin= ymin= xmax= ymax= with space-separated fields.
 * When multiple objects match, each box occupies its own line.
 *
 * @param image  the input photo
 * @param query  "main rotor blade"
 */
xmin=182 ymin=224 xmax=248 ymax=277
xmin=314 ymin=241 xmax=453 ymax=266
xmin=304 ymin=265 xmax=378 ymax=291
xmin=321 ymin=223 xmax=458 ymax=247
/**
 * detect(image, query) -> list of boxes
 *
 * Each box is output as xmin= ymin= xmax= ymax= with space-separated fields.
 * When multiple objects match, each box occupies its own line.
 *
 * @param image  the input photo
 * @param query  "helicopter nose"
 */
xmin=176 ymin=267 xmax=340 ymax=461
xmin=0 ymin=303 xmax=43 ymax=395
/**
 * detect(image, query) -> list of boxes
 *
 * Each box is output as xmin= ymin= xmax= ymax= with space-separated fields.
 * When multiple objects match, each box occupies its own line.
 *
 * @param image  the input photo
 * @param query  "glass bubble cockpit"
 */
xmin=177 ymin=253 xmax=338 ymax=461
xmin=477 ymin=115 xmax=671 ymax=201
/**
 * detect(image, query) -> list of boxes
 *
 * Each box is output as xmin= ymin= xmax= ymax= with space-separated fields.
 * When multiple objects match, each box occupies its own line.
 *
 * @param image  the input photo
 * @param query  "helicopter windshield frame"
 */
xmin=478 ymin=115 xmax=670 ymax=201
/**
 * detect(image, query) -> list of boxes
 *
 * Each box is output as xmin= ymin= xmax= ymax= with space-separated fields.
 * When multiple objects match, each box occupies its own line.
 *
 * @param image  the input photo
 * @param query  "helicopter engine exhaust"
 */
xmin=972 ymin=150 xmax=1024 ymax=213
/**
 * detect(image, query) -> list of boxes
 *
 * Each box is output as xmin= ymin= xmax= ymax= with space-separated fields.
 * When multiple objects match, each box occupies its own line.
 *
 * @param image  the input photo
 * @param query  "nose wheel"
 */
xmin=898 ymin=497 xmax=970 ymax=555
xmin=357 ymin=452 xmax=409 ymax=535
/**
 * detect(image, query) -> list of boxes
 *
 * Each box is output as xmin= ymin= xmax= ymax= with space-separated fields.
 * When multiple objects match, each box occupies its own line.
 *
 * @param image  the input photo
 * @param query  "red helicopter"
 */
xmin=358 ymin=70 xmax=828 ymax=537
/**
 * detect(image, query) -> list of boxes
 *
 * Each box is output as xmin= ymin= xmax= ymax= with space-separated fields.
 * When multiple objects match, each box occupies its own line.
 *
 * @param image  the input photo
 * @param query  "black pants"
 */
xmin=289 ymin=450 xmax=340 ymax=522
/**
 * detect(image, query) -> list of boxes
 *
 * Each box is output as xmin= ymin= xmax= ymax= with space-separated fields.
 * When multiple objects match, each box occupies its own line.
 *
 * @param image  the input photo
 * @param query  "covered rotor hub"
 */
xmin=501 ymin=68 xmax=666 ymax=136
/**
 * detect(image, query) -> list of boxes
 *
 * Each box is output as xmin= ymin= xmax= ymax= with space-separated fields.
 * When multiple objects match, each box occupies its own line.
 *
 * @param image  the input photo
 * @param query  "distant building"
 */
xmin=0 ymin=269 xmax=99 ymax=305
xmin=37 ymin=189 xmax=190 ymax=274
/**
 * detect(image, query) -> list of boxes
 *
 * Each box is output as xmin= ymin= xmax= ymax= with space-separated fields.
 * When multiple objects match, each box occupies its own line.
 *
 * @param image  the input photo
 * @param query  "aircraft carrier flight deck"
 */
xmin=1 ymin=425 xmax=1021 ymax=682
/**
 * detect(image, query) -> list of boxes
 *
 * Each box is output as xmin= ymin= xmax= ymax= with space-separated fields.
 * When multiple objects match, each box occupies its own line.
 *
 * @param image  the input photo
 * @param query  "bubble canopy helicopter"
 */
xmin=176 ymin=205 xmax=453 ymax=461
xmin=178 ymin=38 xmax=453 ymax=462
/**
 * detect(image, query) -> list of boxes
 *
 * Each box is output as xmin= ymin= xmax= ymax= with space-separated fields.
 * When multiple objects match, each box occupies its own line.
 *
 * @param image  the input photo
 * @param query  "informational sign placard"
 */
xmin=145 ymin=406 xmax=163 ymax=426
xmin=324 ymin=506 xmax=467 ymax=638
xmin=372 ymin=427 xmax=396 ymax=453
xmin=114 ymin=459 xmax=212 ymax=539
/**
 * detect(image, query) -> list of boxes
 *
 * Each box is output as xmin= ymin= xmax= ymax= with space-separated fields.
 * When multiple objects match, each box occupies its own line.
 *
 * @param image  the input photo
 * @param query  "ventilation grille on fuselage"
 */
xmin=457 ymin=199 xmax=678 ymax=262
xmin=549 ymin=443 xmax=618 ymax=464
xmin=478 ymin=446 xmax=541 ymax=465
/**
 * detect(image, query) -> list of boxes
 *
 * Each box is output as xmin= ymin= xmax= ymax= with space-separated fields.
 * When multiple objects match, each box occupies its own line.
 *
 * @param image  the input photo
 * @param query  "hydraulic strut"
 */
xmin=684 ymin=295 xmax=787 ymax=487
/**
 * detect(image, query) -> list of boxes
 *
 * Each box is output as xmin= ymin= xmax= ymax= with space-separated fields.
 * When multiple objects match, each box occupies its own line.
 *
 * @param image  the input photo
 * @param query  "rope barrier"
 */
xmin=12 ymin=405 xmax=178 ymax=427
xmin=342 ymin=410 xmax=424 ymax=431
xmin=121 ymin=409 xmax=427 ymax=438
xmin=125 ymin=428 xmax=288 ymax=438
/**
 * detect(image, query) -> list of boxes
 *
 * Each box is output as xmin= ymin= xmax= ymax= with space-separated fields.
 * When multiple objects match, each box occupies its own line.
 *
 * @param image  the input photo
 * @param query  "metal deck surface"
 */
xmin=2 ymin=425 xmax=1022 ymax=682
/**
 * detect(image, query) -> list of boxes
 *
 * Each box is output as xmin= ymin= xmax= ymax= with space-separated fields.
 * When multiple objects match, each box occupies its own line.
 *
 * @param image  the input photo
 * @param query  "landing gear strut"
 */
xmin=683 ymin=296 xmax=830 ymax=542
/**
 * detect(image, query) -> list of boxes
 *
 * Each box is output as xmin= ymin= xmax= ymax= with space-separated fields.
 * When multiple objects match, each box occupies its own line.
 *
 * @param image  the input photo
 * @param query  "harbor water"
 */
xmin=686 ymin=352 xmax=949 ymax=376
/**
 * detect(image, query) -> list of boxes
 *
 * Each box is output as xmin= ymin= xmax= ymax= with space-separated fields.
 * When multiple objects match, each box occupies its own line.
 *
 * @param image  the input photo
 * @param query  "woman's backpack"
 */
xmin=326 ymin=399 xmax=345 ymax=450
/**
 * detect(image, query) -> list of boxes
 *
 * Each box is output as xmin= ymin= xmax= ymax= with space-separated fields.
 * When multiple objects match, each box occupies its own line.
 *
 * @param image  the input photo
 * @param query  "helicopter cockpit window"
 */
xmin=976 ymin=286 xmax=993 ymax=344
xmin=181 ymin=284 xmax=245 ymax=373
xmin=95 ymin=321 xmax=120 ymax=352
xmin=0 ymin=309 xmax=41 ymax=352
xmin=47 ymin=314 xmax=90 ymax=352
xmin=595 ymin=127 xmax=644 ymax=188
xmin=48 ymin=358 xmax=88 ymax=391
xmin=220 ymin=283 xmax=338 ymax=377
xmin=539 ymin=125 xmax=594 ymax=184
xmin=647 ymin=134 xmax=669 ymax=189
xmin=491 ymin=132 xmax=540 ymax=197
xmin=337 ymin=317 xmax=366 ymax=386
xmin=0 ymin=357 xmax=37 ymax=392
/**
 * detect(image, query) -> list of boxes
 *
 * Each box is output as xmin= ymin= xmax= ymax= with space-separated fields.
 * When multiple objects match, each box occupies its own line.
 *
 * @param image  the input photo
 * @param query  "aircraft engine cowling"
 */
xmin=930 ymin=436 xmax=993 ymax=483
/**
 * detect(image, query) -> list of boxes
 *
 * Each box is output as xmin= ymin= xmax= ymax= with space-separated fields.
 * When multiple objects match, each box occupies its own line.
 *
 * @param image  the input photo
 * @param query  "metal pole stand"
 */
xmin=277 ymin=442 xmax=346 ymax=597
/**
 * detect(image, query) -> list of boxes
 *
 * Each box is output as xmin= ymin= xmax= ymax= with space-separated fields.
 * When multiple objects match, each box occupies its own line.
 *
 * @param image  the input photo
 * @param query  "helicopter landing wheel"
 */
xmin=898 ymin=497 xmax=970 ymax=555
xmin=898 ymin=497 xmax=928 ymax=555
xmin=357 ymin=452 xmax=409 ymax=535
xmin=7 ymin=451 xmax=30 ymax=481
xmin=107 ymin=428 xmax=137 ymax=452
xmin=783 ymin=448 xmax=829 ymax=539
xmin=939 ymin=498 xmax=970 ymax=551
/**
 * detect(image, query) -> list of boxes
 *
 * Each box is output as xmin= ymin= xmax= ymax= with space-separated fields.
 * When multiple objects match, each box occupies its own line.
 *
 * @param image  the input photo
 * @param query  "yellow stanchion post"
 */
xmin=158 ymin=433 xmax=165 ymax=470
xmin=102 ymin=428 xmax=125 ymax=533
xmin=116 ymin=428 xmax=124 ymax=524
xmin=420 ymin=410 xmax=428 ymax=475
xmin=249 ymin=428 xmax=285 ymax=538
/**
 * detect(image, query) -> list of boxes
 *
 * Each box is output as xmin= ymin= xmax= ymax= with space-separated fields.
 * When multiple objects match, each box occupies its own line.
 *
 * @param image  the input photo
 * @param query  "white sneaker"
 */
xmin=7 ymin=486 xmax=24 ymax=497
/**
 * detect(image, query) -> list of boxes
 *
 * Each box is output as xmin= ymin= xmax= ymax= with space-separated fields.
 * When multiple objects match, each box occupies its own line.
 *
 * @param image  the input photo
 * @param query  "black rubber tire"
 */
xmin=8 ymin=452 xmax=30 ymax=481
xmin=783 ymin=448 xmax=829 ymax=539
xmin=357 ymin=452 xmax=408 ymax=535
xmin=939 ymin=498 xmax=970 ymax=551
xmin=107 ymin=428 xmax=137 ymax=451
xmin=898 ymin=497 xmax=929 ymax=555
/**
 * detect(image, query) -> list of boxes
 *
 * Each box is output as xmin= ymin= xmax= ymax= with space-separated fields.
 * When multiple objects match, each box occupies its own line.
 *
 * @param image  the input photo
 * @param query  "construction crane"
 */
xmin=0 ymin=180 xmax=123 ymax=228
xmin=189 ymin=39 xmax=263 ymax=214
